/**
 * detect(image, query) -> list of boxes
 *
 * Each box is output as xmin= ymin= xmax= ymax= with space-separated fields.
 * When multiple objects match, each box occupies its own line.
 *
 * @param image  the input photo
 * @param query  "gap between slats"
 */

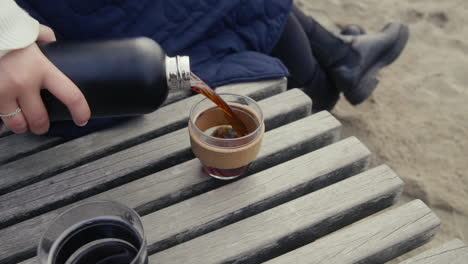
xmin=0 ymin=78 xmax=286 ymax=195
xmin=148 ymin=165 xmax=404 ymax=264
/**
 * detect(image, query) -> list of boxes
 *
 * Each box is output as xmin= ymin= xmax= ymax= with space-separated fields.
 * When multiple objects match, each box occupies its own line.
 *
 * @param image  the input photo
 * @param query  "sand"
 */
xmin=0 ymin=0 xmax=466 ymax=261
xmin=296 ymin=0 xmax=468 ymax=261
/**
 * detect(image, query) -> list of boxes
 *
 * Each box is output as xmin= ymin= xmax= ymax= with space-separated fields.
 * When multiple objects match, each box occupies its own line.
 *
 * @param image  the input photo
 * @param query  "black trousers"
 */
xmin=271 ymin=7 xmax=346 ymax=110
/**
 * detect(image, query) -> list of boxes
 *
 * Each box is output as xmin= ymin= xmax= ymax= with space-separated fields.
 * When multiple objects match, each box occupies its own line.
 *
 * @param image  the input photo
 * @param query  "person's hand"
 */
xmin=0 ymin=25 xmax=90 ymax=135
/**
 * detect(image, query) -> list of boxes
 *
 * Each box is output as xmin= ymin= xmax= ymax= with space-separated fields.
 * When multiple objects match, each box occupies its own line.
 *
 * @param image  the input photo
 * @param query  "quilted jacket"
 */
xmin=15 ymin=0 xmax=293 ymax=137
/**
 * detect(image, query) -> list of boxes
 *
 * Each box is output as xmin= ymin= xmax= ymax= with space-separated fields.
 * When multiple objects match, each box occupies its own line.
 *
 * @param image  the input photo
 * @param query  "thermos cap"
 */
xmin=166 ymin=56 xmax=191 ymax=90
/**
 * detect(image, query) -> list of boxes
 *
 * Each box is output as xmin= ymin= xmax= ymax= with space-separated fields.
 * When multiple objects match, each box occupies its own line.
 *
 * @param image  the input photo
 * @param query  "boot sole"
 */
xmin=345 ymin=24 xmax=410 ymax=105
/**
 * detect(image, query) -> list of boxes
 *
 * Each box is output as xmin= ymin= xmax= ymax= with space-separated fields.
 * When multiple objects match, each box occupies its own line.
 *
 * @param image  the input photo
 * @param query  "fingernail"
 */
xmin=77 ymin=121 xmax=88 ymax=127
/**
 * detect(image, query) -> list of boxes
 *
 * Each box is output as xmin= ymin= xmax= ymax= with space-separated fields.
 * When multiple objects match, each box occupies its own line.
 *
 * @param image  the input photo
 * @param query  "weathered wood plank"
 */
xmin=143 ymin=137 xmax=370 ymax=254
xmin=0 ymin=125 xmax=11 ymax=138
xmin=0 ymin=90 xmax=194 ymax=166
xmin=0 ymin=88 xmax=305 ymax=228
xmin=94 ymin=111 xmax=341 ymax=216
xmin=0 ymin=134 xmax=65 ymax=166
xmin=17 ymin=136 xmax=365 ymax=264
xmin=399 ymin=239 xmax=468 ymax=264
xmin=149 ymin=165 xmax=403 ymax=264
xmin=266 ymin=199 xmax=440 ymax=264
xmin=0 ymin=78 xmax=286 ymax=195
xmin=0 ymin=89 xmax=314 ymax=264
xmin=17 ymin=259 xmax=33 ymax=264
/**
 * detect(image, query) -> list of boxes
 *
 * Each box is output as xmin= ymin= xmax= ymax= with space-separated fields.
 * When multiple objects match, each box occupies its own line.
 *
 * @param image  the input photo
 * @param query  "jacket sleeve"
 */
xmin=0 ymin=0 xmax=39 ymax=58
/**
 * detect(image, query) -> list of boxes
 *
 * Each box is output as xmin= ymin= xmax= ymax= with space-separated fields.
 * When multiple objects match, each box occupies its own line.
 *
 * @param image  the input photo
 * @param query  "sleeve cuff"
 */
xmin=0 ymin=0 xmax=40 ymax=58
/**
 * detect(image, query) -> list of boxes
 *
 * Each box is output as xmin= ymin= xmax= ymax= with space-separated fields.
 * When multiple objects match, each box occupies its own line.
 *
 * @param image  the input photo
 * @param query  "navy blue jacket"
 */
xmin=16 ymin=0 xmax=292 ymax=137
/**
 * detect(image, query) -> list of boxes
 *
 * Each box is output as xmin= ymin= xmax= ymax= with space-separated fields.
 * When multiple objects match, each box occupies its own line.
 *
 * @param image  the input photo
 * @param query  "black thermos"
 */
xmin=39 ymin=37 xmax=191 ymax=121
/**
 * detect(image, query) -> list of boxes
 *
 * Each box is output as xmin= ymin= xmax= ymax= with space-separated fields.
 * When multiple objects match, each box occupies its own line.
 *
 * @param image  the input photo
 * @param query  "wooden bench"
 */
xmin=399 ymin=239 xmax=468 ymax=264
xmin=0 ymin=78 xmax=465 ymax=264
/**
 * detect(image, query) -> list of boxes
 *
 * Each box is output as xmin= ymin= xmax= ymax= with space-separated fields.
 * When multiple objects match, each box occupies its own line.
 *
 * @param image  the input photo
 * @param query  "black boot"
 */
xmin=331 ymin=23 xmax=409 ymax=104
xmin=292 ymin=6 xmax=409 ymax=105
xmin=340 ymin=24 xmax=366 ymax=36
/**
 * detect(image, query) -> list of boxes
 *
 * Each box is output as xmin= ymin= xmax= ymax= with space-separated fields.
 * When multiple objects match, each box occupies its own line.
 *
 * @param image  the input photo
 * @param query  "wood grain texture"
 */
xmin=16 ymin=129 xmax=354 ymax=264
xmin=17 ymin=259 xmax=34 ymax=264
xmin=0 ymin=89 xmax=314 ymax=264
xmin=0 ymin=88 xmax=306 ymax=228
xmin=0 ymin=126 xmax=11 ymax=138
xmin=266 ymin=199 xmax=440 ymax=264
xmin=94 ymin=111 xmax=341 ymax=216
xmin=0 ymin=89 xmax=195 ymax=166
xmin=149 ymin=165 xmax=404 ymax=264
xmin=0 ymin=78 xmax=286 ymax=195
xmin=399 ymin=239 xmax=468 ymax=264
xmin=143 ymin=137 xmax=370 ymax=254
xmin=0 ymin=134 xmax=65 ymax=166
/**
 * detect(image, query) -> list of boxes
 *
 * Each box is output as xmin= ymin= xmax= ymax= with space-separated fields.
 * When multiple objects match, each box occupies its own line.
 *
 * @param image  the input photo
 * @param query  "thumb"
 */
xmin=37 ymin=25 xmax=56 ymax=43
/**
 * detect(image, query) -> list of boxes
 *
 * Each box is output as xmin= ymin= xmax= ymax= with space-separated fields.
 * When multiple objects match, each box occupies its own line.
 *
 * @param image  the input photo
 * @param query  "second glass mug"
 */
xmin=188 ymin=93 xmax=265 ymax=180
xmin=38 ymin=201 xmax=148 ymax=264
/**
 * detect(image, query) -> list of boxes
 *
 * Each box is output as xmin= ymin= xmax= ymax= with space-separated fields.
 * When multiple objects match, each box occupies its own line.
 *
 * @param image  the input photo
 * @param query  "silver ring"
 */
xmin=0 ymin=108 xmax=22 ymax=118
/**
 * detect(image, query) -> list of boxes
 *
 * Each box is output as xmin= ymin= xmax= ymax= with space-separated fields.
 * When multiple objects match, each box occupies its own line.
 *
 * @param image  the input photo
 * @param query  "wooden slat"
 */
xmin=266 ymin=199 xmax=440 ymax=264
xmin=0 ymin=126 xmax=11 ymax=138
xmin=17 ymin=259 xmax=31 ymax=264
xmin=0 ymin=90 xmax=193 ymax=166
xmin=0 ymin=88 xmax=306 ymax=228
xmin=0 ymin=89 xmax=315 ymax=264
xmin=18 ymin=136 xmax=366 ymax=264
xmin=143 ymin=137 xmax=371 ymax=254
xmin=0 ymin=134 xmax=65 ymax=166
xmin=399 ymin=239 xmax=468 ymax=264
xmin=94 ymin=111 xmax=341 ymax=215
xmin=148 ymin=165 xmax=404 ymax=264
xmin=0 ymin=78 xmax=286 ymax=195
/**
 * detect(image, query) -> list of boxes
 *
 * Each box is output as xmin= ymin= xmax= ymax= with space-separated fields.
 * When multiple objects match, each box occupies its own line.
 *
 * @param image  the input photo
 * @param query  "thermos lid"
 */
xmin=166 ymin=56 xmax=191 ymax=90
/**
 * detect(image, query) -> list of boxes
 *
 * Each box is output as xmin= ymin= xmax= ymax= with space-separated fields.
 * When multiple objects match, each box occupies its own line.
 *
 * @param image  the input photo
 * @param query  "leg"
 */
xmin=291 ymin=6 xmax=409 ymax=105
xmin=291 ymin=5 xmax=357 ymax=69
xmin=271 ymin=14 xmax=339 ymax=111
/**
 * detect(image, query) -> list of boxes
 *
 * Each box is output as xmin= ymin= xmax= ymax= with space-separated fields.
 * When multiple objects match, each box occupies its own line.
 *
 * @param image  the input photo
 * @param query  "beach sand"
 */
xmin=296 ymin=0 xmax=468 ymax=261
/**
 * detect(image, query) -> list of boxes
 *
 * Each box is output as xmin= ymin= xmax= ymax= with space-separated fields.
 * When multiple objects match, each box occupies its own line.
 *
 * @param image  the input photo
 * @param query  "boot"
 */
xmin=306 ymin=24 xmax=367 ymax=111
xmin=341 ymin=24 xmax=366 ymax=36
xmin=332 ymin=23 xmax=409 ymax=104
xmin=292 ymin=6 xmax=409 ymax=105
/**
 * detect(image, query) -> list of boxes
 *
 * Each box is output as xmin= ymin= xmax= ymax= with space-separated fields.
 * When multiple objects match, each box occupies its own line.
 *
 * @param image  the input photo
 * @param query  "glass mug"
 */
xmin=188 ymin=93 xmax=265 ymax=180
xmin=38 ymin=201 xmax=148 ymax=264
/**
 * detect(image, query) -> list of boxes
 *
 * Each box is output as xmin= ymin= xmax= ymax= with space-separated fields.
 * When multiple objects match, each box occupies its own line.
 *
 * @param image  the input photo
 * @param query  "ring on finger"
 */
xmin=0 ymin=108 xmax=22 ymax=118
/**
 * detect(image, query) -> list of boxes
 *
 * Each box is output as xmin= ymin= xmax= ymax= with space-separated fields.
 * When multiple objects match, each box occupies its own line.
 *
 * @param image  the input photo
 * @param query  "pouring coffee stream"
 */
xmin=190 ymin=73 xmax=249 ymax=138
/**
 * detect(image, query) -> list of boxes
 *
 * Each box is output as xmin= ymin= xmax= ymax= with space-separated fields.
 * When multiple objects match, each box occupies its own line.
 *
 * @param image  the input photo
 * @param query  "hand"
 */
xmin=0 ymin=25 xmax=90 ymax=135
